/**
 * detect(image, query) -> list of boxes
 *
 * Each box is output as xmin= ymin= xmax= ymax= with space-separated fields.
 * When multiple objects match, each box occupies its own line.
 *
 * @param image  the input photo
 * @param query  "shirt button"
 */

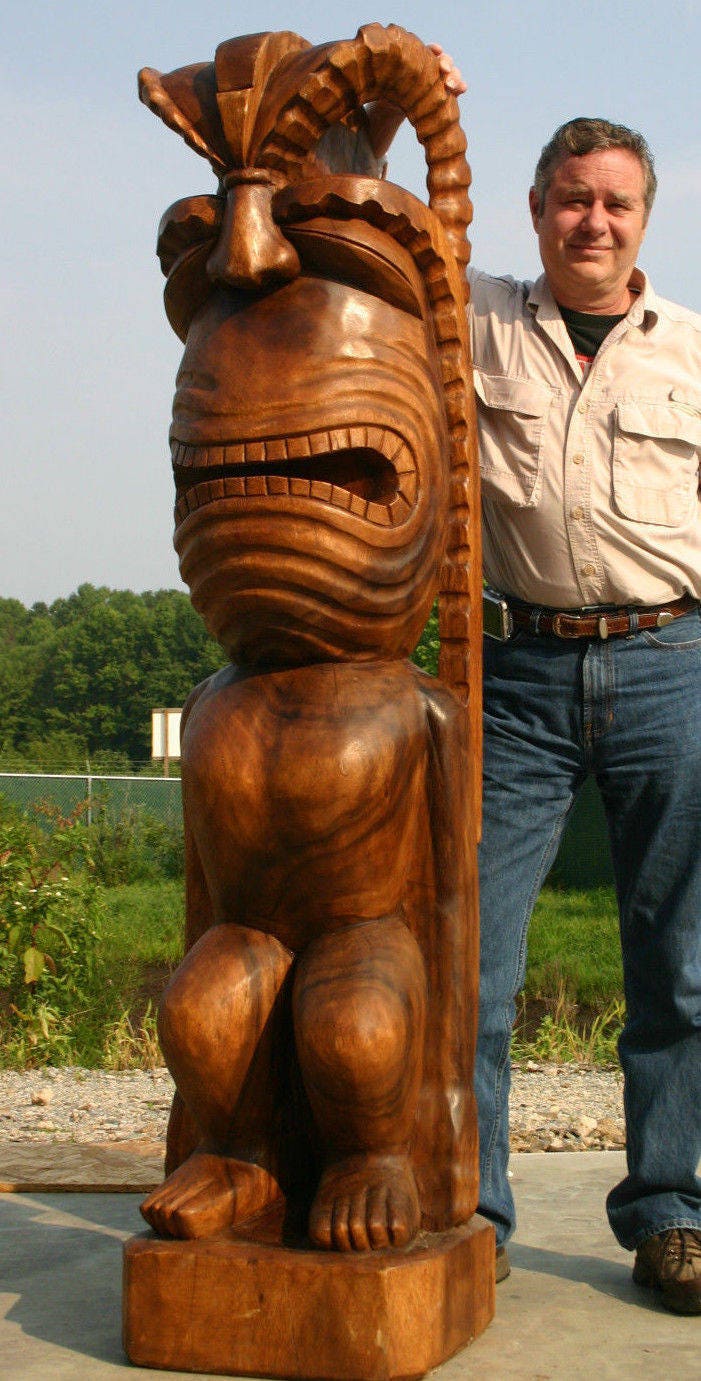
xmin=581 ymin=563 xmax=596 ymax=577
xmin=571 ymin=452 xmax=584 ymax=465
xmin=577 ymin=401 xmax=586 ymax=413
xmin=571 ymin=505 xmax=584 ymax=520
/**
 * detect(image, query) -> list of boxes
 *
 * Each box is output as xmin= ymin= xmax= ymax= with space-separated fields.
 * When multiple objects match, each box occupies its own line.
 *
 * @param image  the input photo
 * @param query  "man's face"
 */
xmin=529 ymin=147 xmax=648 ymax=311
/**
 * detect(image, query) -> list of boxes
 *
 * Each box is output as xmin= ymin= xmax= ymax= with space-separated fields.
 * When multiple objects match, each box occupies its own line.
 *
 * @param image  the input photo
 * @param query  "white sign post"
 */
xmin=151 ymin=708 xmax=182 ymax=778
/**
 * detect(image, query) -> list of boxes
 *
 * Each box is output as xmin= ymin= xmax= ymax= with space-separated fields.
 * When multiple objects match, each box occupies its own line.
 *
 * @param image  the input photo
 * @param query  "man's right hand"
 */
xmin=427 ymin=44 xmax=467 ymax=95
xmin=366 ymin=41 xmax=466 ymax=158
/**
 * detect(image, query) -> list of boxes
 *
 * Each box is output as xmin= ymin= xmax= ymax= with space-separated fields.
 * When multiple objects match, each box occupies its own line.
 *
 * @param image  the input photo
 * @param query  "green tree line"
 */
xmin=0 ymin=585 xmax=440 ymax=773
xmin=0 ymin=585 xmax=227 ymax=771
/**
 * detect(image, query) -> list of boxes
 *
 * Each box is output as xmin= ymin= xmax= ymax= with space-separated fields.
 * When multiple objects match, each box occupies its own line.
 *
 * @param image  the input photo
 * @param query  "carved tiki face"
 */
xmin=141 ymin=27 xmax=476 ymax=672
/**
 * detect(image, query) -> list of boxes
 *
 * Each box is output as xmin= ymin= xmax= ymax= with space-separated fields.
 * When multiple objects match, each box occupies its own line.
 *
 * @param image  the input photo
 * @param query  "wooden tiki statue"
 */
xmin=124 ymin=25 xmax=491 ymax=1381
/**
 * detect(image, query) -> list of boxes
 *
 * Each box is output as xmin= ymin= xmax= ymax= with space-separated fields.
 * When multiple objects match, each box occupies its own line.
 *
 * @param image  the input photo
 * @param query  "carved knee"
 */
xmin=300 ymin=981 xmax=411 ymax=1097
xmin=294 ymin=923 xmax=426 ymax=1111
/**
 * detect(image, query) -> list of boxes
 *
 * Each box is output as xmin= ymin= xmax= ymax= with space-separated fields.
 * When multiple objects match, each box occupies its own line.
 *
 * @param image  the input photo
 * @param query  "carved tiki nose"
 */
xmin=206 ymin=177 xmax=301 ymax=290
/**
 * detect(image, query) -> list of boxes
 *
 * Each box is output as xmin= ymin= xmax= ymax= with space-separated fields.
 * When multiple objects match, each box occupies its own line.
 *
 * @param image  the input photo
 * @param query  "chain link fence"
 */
xmin=0 ymin=771 xmax=613 ymax=887
xmin=0 ymin=772 xmax=182 ymax=827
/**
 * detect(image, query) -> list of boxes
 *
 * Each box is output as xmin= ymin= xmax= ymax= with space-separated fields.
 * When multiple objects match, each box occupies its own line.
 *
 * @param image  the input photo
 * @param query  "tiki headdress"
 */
xmin=140 ymin=24 xmax=481 ymax=800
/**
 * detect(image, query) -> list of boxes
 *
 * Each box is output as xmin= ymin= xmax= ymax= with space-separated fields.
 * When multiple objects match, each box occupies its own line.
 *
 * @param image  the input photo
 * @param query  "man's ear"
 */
xmin=528 ymin=186 xmax=540 ymax=231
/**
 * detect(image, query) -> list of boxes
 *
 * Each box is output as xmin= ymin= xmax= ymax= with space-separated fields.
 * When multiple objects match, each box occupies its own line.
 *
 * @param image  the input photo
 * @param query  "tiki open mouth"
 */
xmin=171 ymin=426 xmax=417 ymax=526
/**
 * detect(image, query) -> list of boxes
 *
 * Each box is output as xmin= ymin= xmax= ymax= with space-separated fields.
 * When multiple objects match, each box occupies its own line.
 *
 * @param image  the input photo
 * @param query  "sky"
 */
xmin=4 ymin=0 xmax=701 ymax=606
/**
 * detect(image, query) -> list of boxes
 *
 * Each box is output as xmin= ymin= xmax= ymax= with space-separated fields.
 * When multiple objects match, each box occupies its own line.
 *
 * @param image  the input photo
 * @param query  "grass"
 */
xmin=1 ymin=877 xmax=625 ymax=1069
xmin=98 ymin=881 xmax=624 ymax=1069
xmin=526 ymin=885 xmax=622 ymax=1007
xmin=101 ymin=880 xmax=184 ymax=971
xmin=101 ymin=882 xmax=621 ymax=1004
xmin=97 ymin=882 xmax=184 ymax=1068
xmin=0 ymin=881 xmax=184 ymax=1071
xmin=515 ymin=884 xmax=624 ymax=1065
xmin=511 ymin=991 xmax=625 ymax=1066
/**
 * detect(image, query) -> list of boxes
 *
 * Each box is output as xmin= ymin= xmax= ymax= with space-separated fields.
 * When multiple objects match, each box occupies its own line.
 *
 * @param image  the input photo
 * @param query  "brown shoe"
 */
xmin=496 ymin=1245 xmax=511 ymax=1282
xmin=632 ymin=1228 xmax=701 ymax=1315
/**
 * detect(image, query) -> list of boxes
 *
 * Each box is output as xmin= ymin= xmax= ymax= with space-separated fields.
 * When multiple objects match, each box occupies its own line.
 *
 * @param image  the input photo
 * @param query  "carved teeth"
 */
xmin=311 ymin=480 xmax=333 ymax=501
xmin=389 ymin=493 xmax=413 ymax=522
xmin=367 ymin=501 xmax=392 ymax=526
xmin=266 ymin=439 xmax=288 ymax=462
xmin=267 ymin=474 xmax=290 ymax=496
xmin=330 ymin=428 xmax=351 ymax=450
xmin=309 ymin=431 xmax=331 ymax=455
xmin=286 ymin=435 xmax=311 ymax=458
xmin=331 ymin=485 xmax=352 ymax=510
xmin=398 ymin=473 xmax=418 ymax=505
xmin=290 ymin=477 xmax=311 ymax=497
xmin=171 ymin=428 xmax=418 ymax=526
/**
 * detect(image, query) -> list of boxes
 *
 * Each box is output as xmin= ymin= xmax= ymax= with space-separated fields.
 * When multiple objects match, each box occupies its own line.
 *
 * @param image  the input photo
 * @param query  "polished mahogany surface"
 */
xmin=124 ymin=25 xmax=489 ymax=1379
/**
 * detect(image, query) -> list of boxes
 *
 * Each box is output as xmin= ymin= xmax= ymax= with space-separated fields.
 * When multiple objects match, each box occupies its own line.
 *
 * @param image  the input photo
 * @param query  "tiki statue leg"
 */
xmin=141 ymin=922 xmax=293 ymax=1240
xmin=294 ymin=916 xmax=427 ymax=1251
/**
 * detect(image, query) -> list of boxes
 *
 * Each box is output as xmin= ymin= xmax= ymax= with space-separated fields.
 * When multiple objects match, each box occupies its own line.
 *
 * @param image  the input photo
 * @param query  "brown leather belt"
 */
xmin=509 ymin=594 xmax=698 ymax=640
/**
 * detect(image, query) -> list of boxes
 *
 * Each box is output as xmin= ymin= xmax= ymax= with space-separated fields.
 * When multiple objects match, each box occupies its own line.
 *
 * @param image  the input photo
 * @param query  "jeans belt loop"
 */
xmin=627 ymin=607 xmax=639 ymax=635
xmin=529 ymin=605 xmax=543 ymax=634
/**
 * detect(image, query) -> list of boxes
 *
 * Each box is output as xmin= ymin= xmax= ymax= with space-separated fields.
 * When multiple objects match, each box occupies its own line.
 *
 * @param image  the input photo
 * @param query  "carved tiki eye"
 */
xmin=166 ymin=219 xmax=450 ymax=666
xmin=141 ymin=26 xmax=478 ymax=719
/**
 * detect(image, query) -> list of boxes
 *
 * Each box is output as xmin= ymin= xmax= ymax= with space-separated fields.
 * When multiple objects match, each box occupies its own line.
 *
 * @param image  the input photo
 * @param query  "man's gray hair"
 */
xmin=533 ymin=117 xmax=657 ymax=219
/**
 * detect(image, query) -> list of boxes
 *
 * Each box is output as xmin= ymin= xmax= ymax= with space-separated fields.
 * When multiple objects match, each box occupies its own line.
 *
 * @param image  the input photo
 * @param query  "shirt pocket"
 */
xmin=613 ymin=400 xmax=701 ymax=527
xmin=474 ymin=370 xmax=553 ymax=507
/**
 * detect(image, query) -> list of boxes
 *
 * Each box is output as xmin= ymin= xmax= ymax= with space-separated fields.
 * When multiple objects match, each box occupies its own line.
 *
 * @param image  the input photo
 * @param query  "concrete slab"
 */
xmin=0 ymin=1153 xmax=697 ymax=1380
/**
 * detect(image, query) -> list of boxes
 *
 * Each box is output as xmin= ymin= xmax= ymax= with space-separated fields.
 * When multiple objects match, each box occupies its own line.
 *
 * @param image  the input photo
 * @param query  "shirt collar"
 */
xmin=526 ymin=267 xmax=659 ymax=329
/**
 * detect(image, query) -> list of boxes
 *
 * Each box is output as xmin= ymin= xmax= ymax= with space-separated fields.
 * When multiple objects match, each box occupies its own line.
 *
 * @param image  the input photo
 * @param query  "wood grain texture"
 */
xmin=123 ymin=1216 xmax=495 ymax=1380
xmin=133 ymin=23 xmax=488 ymax=1378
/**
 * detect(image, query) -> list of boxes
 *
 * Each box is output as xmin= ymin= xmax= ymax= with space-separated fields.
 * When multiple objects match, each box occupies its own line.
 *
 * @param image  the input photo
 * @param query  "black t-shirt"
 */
xmin=558 ymin=304 xmax=626 ymax=368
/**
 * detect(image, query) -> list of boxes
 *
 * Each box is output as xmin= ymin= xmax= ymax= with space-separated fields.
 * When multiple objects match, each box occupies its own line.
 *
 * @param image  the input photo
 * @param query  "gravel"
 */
xmin=0 ymin=1063 xmax=625 ymax=1152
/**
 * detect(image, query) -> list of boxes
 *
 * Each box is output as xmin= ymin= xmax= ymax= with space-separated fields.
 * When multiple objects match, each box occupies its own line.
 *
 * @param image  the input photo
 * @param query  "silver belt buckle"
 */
xmin=598 ymin=615 xmax=609 ymax=640
xmin=656 ymin=610 xmax=674 ymax=626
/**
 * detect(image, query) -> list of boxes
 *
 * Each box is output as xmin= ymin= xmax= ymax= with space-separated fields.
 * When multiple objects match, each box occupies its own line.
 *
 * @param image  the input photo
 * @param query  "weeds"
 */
xmin=75 ymin=804 xmax=184 ymax=886
xmin=0 ymin=790 xmax=627 ymax=1071
xmin=0 ymin=799 xmax=118 ymax=1066
xmin=103 ymin=1001 xmax=162 ymax=1070
xmin=511 ymin=982 xmax=625 ymax=1067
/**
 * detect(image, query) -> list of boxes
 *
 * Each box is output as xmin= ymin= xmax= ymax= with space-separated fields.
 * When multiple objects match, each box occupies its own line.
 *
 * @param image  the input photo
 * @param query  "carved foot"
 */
xmin=140 ymin=1151 xmax=282 ymax=1240
xmin=308 ymin=1152 xmax=420 ymax=1252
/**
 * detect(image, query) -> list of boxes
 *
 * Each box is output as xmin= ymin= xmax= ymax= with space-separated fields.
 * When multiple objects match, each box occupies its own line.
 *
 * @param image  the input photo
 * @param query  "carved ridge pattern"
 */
xmin=138 ymin=66 xmax=229 ymax=175
xmin=274 ymin=178 xmax=479 ymax=737
xmin=256 ymin=25 xmax=472 ymax=270
xmin=250 ymin=24 xmax=477 ymax=725
xmin=140 ymin=26 xmax=481 ymax=809
xmin=170 ymin=427 xmax=417 ymax=528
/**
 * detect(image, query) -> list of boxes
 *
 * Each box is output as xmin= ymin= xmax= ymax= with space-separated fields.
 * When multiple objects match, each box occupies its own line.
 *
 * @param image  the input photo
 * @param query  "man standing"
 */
xmin=472 ymin=114 xmax=701 ymax=1316
xmin=370 ymin=63 xmax=701 ymax=1314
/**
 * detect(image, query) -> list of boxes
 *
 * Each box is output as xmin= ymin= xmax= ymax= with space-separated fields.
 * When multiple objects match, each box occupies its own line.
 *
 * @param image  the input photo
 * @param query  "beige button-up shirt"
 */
xmin=469 ymin=266 xmax=701 ymax=608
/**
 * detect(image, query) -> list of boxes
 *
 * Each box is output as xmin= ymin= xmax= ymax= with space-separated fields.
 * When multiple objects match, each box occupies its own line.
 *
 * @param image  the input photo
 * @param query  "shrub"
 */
xmin=412 ymin=603 xmax=439 ymax=677
xmin=70 ymin=804 xmax=184 ymax=886
xmin=0 ymin=800 xmax=114 ymax=1065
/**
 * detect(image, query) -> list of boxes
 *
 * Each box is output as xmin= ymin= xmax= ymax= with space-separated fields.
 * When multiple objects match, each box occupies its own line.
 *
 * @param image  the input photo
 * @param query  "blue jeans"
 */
xmin=476 ymin=608 xmax=701 ymax=1250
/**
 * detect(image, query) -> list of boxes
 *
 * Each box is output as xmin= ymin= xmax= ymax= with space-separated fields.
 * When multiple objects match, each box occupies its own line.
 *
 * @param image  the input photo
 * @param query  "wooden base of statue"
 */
xmin=123 ymin=1211 xmax=494 ymax=1381
xmin=132 ymin=22 xmax=489 ymax=1381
